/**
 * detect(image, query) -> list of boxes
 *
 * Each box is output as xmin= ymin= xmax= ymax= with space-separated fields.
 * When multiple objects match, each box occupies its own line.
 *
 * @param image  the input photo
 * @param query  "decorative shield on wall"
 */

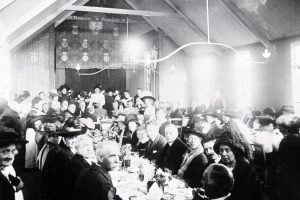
xmin=61 ymin=52 xmax=68 ymax=62
xmin=61 ymin=38 xmax=68 ymax=48
xmin=82 ymin=52 xmax=89 ymax=62
xmin=82 ymin=39 xmax=89 ymax=49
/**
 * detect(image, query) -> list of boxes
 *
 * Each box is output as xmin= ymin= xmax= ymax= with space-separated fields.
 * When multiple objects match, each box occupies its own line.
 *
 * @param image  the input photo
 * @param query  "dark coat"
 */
xmin=156 ymin=138 xmax=188 ymax=175
xmin=122 ymin=130 xmax=138 ymax=150
xmin=82 ymin=112 xmax=97 ymax=122
xmin=55 ymin=146 xmax=75 ymax=200
xmin=67 ymin=154 xmax=91 ymax=200
xmin=183 ymin=153 xmax=208 ymax=188
xmin=76 ymin=163 xmax=119 ymax=200
xmin=40 ymin=144 xmax=61 ymax=200
xmin=145 ymin=134 xmax=167 ymax=161
xmin=222 ymin=158 xmax=260 ymax=200
xmin=0 ymin=172 xmax=15 ymax=200
xmin=136 ymin=140 xmax=151 ymax=157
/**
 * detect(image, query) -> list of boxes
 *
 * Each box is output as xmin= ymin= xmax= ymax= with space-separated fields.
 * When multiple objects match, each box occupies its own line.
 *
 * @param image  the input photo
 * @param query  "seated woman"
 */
xmin=178 ymin=130 xmax=208 ymax=188
xmin=214 ymin=131 xmax=262 ymax=200
xmin=135 ymin=126 xmax=150 ymax=157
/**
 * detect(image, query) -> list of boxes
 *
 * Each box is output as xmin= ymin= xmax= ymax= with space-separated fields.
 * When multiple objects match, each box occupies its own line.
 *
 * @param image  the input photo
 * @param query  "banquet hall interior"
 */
xmin=1 ymin=0 xmax=300 ymax=200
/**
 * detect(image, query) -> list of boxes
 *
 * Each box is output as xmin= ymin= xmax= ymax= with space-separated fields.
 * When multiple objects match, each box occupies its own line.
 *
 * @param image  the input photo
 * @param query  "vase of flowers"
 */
xmin=153 ymin=168 xmax=172 ymax=193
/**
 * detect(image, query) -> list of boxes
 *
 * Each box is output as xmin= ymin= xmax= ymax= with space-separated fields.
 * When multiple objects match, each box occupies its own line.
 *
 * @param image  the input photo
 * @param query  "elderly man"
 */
xmin=145 ymin=123 xmax=167 ymax=161
xmin=66 ymin=135 xmax=95 ymax=200
xmin=156 ymin=124 xmax=188 ymax=175
xmin=195 ymin=164 xmax=234 ymax=200
xmin=76 ymin=141 xmax=121 ymax=200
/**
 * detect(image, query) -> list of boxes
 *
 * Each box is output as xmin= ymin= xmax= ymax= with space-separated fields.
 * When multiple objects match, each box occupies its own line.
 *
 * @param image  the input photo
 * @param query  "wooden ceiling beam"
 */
xmin=123 ymin=0 xmax=158 ymax=31
xmin=222 ymin=0 xmax=271 ymax=48
xmin=162 ymin=0 xmax=222 ymax=56
xmin=9 ymin=0 xmax=80 ymax=50
xmin=54 ymin=0 xmax=90 ymax=27
xmin=65 ymin=5 xmax=180 ymax=18
xmin=0 ymin=0 xmax=16 ymax=11
xmin=5 ymin=0 xmax=59 ymax=39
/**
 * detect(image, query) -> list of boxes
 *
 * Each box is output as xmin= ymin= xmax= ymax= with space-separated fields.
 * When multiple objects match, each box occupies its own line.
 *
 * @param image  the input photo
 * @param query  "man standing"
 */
xmin=76 ymin=141 xmax=121 ymax=200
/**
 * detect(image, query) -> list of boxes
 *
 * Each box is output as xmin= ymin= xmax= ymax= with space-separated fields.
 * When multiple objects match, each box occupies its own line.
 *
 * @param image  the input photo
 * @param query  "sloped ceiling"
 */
xmin=2 ymin=0 xmax=300 ymax=55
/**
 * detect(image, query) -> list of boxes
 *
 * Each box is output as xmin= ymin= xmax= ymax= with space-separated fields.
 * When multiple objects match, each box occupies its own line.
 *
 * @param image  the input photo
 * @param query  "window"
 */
xmin=291 ymin=41 xmax=300 ymax=112
xmin=236 ymin=50 xmax=251 ymax=109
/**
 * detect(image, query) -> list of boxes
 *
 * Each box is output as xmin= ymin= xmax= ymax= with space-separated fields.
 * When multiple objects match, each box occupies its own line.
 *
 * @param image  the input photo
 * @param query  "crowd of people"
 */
xmin=0 ymin=85 xmax=300 ymax=200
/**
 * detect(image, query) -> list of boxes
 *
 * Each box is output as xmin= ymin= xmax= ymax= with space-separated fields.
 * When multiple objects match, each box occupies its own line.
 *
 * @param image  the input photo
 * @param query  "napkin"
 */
xmin=146 ymin=182 xmax=163 ymax=200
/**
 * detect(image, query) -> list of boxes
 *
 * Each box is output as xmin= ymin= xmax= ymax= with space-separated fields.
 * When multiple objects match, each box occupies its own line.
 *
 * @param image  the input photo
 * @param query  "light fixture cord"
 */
xmin=206 ymin=0 xmax=210 ymax=43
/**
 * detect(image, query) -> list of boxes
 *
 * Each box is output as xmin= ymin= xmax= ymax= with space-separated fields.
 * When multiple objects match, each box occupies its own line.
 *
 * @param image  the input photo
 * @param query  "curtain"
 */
xmin=65 ymin=68 xmax=126 ymax=93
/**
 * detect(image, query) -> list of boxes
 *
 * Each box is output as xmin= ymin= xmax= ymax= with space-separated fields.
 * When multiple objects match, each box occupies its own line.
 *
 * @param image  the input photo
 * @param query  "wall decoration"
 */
xmin=82 ymin=39 xmax=89 ymax=49
xmin=103 ymin=52 xmax=110 ymax=63
xmin=82 ymin=52 xmax=89 ymax=62
xmin=72 ymin=25 xmax=79 ymax=35
xmin=61 ymin=38 xmax=69 ymax=48
xmin=61 ymin=52 xmax=68 ymax=62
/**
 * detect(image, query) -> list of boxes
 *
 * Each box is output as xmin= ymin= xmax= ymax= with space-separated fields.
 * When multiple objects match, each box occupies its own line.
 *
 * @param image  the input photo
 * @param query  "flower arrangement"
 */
xmin=154 ymin=168 xmax=172 ymax=192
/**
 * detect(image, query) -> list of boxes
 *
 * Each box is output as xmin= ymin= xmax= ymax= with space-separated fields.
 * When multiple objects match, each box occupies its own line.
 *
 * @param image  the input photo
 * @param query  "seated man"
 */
xmin=93 ymin=102 xmax=108 ymax=120
xmin=67 ymin=135 xmax=95 ymax=200
xmin=156 ymin=124 xmax=188 ymax=175
xmin=145 ymin=123 xmax=167 ymax=162
xmin=121 ymin=100 xmax=139 ymax=116
xmin=82 ymin=105 xmax=97 ymax=122
xmin=76 ymin=141 xmax=121 ymax=200
xmin=194 ymin=164 xmax=234 ymax=200
xmin=203 ymin=139 xmax=220 ymax=165
xmin=135 ymin=126 xmax=151 ymax=157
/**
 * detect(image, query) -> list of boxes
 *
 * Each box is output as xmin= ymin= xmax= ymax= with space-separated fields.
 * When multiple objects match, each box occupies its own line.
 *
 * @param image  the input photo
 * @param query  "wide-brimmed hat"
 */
xmin=213 ymin=132 xmax=246 ymax=157
xmin=80 ymin=118 xmax=95 ymax=130
xmin=28 ymin=115 xmax=45 ymax=124
xmin=57 ymin=127 xmax=87 ymax=137
xmin=0 ymin=112 xmax=28 ymax=145
xmin=185 ymin=128 xmax=206 ymax=139
xmin=0 ymin=128 xmax=28 ymax=145
xmin=57 ymin=84 xmax=70 ymax=91
xmin=141 ymin=96 xmax=156 ymax=102
xmin=222 ymin=110 xmax=243 ymax=119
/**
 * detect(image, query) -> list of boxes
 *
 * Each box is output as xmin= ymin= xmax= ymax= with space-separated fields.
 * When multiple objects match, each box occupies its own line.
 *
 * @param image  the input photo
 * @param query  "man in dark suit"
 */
xmin=76 ymin=141 xmax=121 ymax=200
xmin=156 ymin=124 xmax=188 ymax=175
xmin=0 ymin=111 xmax=27 ymax=200
xmin=66 ymin=135 xmax=95 ymax=200
xmin=145 ymin=123 xmax=167 ymax=161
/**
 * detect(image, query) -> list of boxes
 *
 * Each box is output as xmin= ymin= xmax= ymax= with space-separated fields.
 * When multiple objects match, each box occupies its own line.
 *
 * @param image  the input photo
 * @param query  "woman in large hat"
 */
xmin=54 ymin=117 xmax=87 ymax=200
xmin=57 ymin=84 xmax=70 ymax=103
xmin=0 ymin=110 xmax=28 ymax=200
xmin=141 ymin=91 xmax=156 ymax=123
xmin=213 ymin=131 xmax=261 ymax=200
xmin=178 ymin=129 xmax=208 ymax=188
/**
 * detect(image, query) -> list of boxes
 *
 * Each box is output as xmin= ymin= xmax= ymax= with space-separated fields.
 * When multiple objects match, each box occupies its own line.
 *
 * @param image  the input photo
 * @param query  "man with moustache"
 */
xmin=0 ymin=110 xmax=27 ymax=200
xmin=203 ymin=139 xmax=221 ymax=165
xmin=76 ymin=141 xmax=122 ymax=200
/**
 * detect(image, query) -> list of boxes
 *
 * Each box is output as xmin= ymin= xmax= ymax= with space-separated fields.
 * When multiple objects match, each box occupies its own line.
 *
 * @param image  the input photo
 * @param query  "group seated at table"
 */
xmin=1 ymin=85 xmax=300 ymax=200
